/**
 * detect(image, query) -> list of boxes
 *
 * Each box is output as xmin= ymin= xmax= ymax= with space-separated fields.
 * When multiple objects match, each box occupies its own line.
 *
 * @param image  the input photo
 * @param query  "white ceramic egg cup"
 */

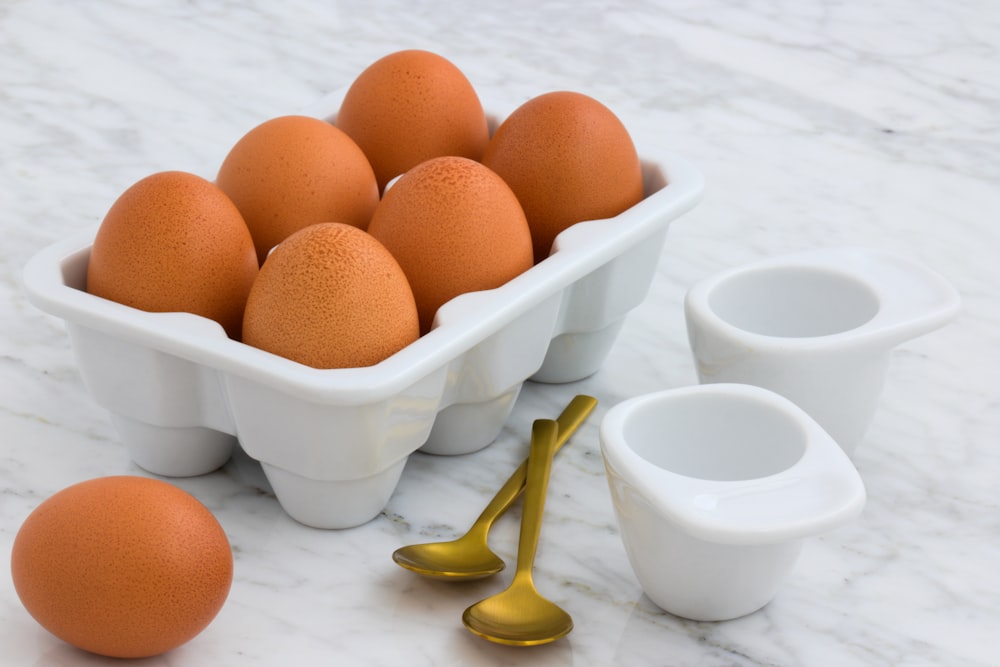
xmin=22 ymin=93 xmax=703 ymax=529
xmin=600 ymin=383 xmax=866 ymax=621
xmin=684 ymin=247 xmax=960 ymax=456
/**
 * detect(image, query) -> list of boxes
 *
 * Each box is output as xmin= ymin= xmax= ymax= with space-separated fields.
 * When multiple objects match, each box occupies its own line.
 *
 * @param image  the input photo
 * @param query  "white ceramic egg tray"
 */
xmin=23 ymin=94 xmax=703 ymax=529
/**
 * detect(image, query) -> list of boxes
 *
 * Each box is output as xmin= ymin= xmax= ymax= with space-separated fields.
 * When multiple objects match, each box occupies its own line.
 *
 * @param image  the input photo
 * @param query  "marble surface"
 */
xmin=2 ymin=1 xmax=998 ymax=665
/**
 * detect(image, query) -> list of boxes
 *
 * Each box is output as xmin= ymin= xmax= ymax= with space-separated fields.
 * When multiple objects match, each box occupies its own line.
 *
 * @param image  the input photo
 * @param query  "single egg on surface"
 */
xmin=242 ymin=222 xmax=419 ymax=369
xmin=481 ymin=90 xmax=645 ymax=263
xmin=85 ymin=170 xmax=259 ymax=340
xmin=367 ymin=156 xmax=533 ymax=334
xmin=216 ymin=115 xmax=379 ymax=264
xmin=336 ymin=49 xmax=490 ymax=193
xmin=10 ymin=476 xmax=233 ymax=659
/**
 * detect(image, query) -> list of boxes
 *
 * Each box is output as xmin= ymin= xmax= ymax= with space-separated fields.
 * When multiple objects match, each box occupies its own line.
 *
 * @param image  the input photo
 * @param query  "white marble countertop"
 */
xmin=3 ymin=2 xmax=998 ymax=665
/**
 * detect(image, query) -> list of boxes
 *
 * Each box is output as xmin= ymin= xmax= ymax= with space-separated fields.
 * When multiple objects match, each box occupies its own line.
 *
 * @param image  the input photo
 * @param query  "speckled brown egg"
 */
xmin=216 ymin=115 xmax=379 ymax=264
xmin=86 ymin=170 xmax=258 ymax=340
xmin=336 ymin=49 xmax=489 ymax=193
xmin=481 ymin=91 xmax=645 ymax=264
xmin=10 ymin=476 xmax=233 ymax=659
xmin=367 ymin=156 xmax=533 ymax=334
xmin=242 ymin=222 xmax=419 ymax=369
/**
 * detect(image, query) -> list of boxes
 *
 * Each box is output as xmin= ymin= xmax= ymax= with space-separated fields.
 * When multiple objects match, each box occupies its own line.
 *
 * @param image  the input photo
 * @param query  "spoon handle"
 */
xmin=513 ymin=419 xmax=560 ymax=579
xmin=469 ymin=395 xmax=597 ymax=535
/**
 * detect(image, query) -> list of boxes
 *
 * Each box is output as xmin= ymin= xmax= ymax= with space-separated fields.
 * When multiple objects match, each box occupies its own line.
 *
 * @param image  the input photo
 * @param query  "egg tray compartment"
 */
xmin=23 ymin=121 xmax=703 ymax=530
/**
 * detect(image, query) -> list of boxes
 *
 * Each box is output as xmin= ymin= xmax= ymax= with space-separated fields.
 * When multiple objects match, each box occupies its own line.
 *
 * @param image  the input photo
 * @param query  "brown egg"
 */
xmin=216 ymin=115 xmax=379 ymax=264
xmin=86 ymin=170 xmax=258 ymax=340
xmin=367 ymin=156 xmax=533 ymax=334
xmin=481 ymin=91 xmax=645 ymax=263
xmin=242 ymin=222 xmax=419 ymax=369
xmin=11 ymin=476 xmax=233 ymax=659
xmin=337 ymin=49 xmax=489 ymax=193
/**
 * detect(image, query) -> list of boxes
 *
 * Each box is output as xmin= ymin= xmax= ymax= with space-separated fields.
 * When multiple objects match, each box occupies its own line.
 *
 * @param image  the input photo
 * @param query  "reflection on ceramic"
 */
xmin=684 ymin=247 xmax=960 ymax=456
xmin=600 ymin=383 xmax=866 ymax=621
xmin=20 ymin=91 xmax=703 ymax=530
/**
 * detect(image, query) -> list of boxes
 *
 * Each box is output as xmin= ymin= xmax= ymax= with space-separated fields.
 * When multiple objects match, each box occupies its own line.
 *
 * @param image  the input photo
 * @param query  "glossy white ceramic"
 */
xmin=684 ymin=247 xmax=960 ymax=456
xmin=21 ymin=93 xmax=703 ymax=529
xmin=600 ymin=383 xmax=866 ymax=621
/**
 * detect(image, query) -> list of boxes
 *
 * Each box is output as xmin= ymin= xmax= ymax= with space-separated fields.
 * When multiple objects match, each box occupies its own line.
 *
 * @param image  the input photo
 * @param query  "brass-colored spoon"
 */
xmin=462 ymin=419 xmax=572 ymax=646
xmin=392 ymin=394 xmax=597 ymax=581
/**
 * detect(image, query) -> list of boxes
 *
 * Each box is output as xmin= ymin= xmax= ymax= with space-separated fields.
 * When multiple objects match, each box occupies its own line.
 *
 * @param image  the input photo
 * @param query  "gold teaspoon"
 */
xmin=462 ymin=419 xmax=572 ymax=645
xmin=392 ymin=394 xmax=597 ymax=580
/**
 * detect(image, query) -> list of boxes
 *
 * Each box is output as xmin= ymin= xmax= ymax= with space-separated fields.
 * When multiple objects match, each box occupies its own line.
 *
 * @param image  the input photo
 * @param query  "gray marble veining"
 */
xmin=2 ymin=1 xmax=998 ymax=665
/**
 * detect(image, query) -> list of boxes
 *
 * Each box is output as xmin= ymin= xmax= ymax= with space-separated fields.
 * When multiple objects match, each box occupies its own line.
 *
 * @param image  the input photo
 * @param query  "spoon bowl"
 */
xmin=462 ymin=579 xmax=573 ymax=646
xmin=391 ymin=539 xmax=505 ymax=580
xmin=392 ymin=395 xmax=597 ymax=580
xmin=462 ymin=419 xmax=572 ymax=645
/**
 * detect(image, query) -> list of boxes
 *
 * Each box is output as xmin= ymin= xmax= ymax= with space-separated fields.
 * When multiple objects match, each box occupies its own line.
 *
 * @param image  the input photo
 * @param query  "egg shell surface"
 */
xmin=216 ymin=115 xmax=379 ymax=264
xmin=368 ymin=156 xmax=533 ymax=334
xmin=85 ymin=170 xmax=258 ymax=340
xmin=481 ymin=90 xmax=645 ymax=263
xmin=242 ymin=222 xmax=420 ymax=369
xmin=337 ymin=49 xmax=490 ymax=192
xmin=10 ymin=476 xmax=233 ymax=659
